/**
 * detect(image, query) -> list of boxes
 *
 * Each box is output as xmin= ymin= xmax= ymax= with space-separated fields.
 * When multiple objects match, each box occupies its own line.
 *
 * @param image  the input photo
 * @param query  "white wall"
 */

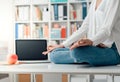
xmin=0 ymin=0 xmax=14 ymax=55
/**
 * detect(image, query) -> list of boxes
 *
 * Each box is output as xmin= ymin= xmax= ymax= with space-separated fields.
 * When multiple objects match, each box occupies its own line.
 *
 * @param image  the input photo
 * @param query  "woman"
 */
xmin=43 ymin=0 xmax=120 ymax=66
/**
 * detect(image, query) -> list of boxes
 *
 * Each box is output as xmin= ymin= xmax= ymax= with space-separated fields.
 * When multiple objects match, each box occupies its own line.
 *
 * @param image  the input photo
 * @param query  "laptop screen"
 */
xmin=15 ymin=39 xmax=48 ymax=60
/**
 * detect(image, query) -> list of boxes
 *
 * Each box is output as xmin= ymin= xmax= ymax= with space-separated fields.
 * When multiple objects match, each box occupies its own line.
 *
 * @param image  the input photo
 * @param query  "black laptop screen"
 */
xmin=15 ymin=39 xmax=48 ymax=60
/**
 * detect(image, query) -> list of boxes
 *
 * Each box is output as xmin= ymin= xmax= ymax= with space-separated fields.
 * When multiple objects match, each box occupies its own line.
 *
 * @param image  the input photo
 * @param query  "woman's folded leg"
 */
xmin=71 ymin=45 xmax=120 ymax=66
xmin=50 ymin=48 xmax=75 ymax=64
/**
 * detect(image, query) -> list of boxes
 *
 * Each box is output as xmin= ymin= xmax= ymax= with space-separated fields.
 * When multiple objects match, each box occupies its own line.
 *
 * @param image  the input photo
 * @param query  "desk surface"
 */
xmin=0 ymin=63 xmax=120 ymax=74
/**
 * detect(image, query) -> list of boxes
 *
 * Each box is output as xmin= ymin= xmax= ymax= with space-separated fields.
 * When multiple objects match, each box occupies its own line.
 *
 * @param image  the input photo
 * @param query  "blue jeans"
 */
xmin=50 ymin=43 xmax=120 ymax=66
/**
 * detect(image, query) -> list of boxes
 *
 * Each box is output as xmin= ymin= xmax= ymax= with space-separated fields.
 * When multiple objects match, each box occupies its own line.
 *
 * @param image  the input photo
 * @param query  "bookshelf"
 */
xmin=14 ymin=0 xmax=92 ymax=45
xmin=14 ymin=0 xmax=92 ymax=82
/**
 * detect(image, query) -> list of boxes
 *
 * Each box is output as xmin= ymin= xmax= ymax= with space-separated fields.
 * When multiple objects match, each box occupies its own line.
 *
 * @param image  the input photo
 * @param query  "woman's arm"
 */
xmin=89 ymin=0 xmax=119 ymax=46
xmin=42 ymin=44 xmax=64 ymax=55
xmin=61 ymin=0 xmax=96 ymax=48
xmin=62 ymin=15 xmax=89 ymax=47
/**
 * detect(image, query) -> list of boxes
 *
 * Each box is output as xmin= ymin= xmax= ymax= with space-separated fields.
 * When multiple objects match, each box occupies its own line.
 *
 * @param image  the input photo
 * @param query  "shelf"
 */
xmin=51 ymin=38 xmax=66 ymax=40
xmin=51 ymin=20 xmax=67 ymax=23
xmin=15 ymin=4 xmax=30 ymax=6
xmin=30 ymin=38 xmax=49 ymax=40
xmin=14 ymin=0 xmax=31 ymax=6
xmin=32 ymin=0 xmax=49 ymax=4
xmin=51 ymin=2 xmax=67 ymax=5
xmin=15 ymin=38 xmax=48 ymax=40
xmin=69 ymin=20 xmax=83 ymax=22
xmin=15 ymin=21 xmax=30 ymax=24
xmin=69 ymin=1 xmax=88 ymax=4
xmin=33 ymin=21 xmax=49 ymax=23
xmin=14 ymin=0 xmax=90 ymax=43
xmin=32 ymin=3 xmax=49 ymax=6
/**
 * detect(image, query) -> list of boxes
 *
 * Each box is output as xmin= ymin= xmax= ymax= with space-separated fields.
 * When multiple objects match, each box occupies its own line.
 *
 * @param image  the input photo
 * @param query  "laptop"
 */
xmin=15 ymin=39 xmax=50 ymax=63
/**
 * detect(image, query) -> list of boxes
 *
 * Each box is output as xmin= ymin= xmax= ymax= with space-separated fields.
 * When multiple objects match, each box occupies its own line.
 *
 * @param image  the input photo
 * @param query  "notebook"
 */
xmin=15 ymin=39 xmax=50 ymax=63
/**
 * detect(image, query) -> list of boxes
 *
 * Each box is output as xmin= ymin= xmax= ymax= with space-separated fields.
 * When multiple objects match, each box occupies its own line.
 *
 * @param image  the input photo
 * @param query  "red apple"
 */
xmin=7 ymin=54 xmax=18 ymax=64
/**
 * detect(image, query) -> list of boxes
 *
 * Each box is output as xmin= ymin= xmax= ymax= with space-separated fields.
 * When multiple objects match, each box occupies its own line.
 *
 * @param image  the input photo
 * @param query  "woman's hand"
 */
xmin=70 ymin=39 xmax=93 ymax=50
xmin=42 ymin=44 xmax=64 ymax=55
xmin=97 ymin=43 xmax=107 ymax=48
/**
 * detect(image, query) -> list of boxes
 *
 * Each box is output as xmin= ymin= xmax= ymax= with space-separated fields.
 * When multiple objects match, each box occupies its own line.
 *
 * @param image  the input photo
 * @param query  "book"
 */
xmin=53 ymin=4 xmax=58 ymax=20
xmin=70 ymin=23 xmax=77 ymax=35
xmin=15 ymin=7 xmax=19 ymax=21
xmin=63 ymin=5 xmax=67 ymax=20
xmin=24 ymin=6 xmax=30 ymax=21
xmin=37 ymin=24 xmax=43 ymax=38
xmin=18 ymin=24 xmax=24 ymax=39
xmin=32 ymin=24 xmax=38 ymax=38
xmin=24 ymin=24 xmax=30 ymax=38
xmin=61 ymin=26 xmax=66 ymax=38
xmin=82 ymin=2 xmax=87 ymax=19
xmin=15 ymin=23 xmax=18 ymax=39
xmin=39 ymin=26 xmax=43 ymax=38
xmin=51 ymin=5 xmax=54 ymax=20
xmin=69 ymin=4 xmax=74 ymax=20
xmin=35 ymin=6 xmax=42 ymax=20
xmin=32 ymin=24 xmax=44 ymax=38
xmin=76 ymin=4 xmax=82 ymax=20
xmin=73 ymin=10 xmax=77 ymax=20
xmin=70 ymin=3 xmax=83 ymax=20
xmin=58 ymin=5 xmax=64 ymax=21
xmin=51 ymin=28 xmax=61 ymax=38
xmin=43 ymin=7 xmax=49 ymax=21
xmin=43 ymin=24 xmax=49 ymax=38
xmin=18 ymin=7 xmax=23 ymax=21
xmin=18 ymin=6 xmax=30 ymax=21
xmin=15 ymin=24 xmax=31 ymax=39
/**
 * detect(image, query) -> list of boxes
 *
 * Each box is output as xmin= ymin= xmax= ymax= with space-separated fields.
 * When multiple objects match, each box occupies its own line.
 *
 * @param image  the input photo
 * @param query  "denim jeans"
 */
xmin=50 ymin=43 xmax=120 ymax=66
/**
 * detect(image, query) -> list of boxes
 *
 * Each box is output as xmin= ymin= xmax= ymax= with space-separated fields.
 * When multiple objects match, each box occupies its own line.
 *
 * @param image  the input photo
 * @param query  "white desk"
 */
xmin=0 ymin=63 xmax=120 ymax=82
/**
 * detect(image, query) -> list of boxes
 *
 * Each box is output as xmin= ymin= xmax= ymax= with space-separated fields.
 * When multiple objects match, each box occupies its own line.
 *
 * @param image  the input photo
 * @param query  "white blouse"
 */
xmin=62 ymin=0 xmax=120 ymax=54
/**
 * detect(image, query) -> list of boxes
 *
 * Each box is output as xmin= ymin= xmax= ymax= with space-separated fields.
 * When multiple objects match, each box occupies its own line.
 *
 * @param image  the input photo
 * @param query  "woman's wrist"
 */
xmin=58 ymin=44 xmax=65 ymax=48
xmin=78 ymin=39 xmax=93 ymax=46
xmin=89 ymin=40 xmax=93 ymax=46
xmin=88 ymin=38 xmax=94 ymax=46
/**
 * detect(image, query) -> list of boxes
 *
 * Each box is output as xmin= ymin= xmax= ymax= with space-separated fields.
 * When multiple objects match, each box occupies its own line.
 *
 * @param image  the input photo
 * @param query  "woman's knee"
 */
xmin=71 ymin=46 xmax=94 ymax=63
xmin=50 ymin=48 xmax=66 ymax=63
xmin=71 ymin=47 xmax=86 ymax=58
xmin=49 ymin=49 xmax=59 ymax=63
xmin=50 ymin=48 xmax=71 ymax=64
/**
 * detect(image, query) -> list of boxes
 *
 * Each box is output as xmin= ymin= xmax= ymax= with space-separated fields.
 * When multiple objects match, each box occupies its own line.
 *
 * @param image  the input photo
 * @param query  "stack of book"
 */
xmin=69 ymin=2 xmax=87 ymax=20
xmin=15 ymin=24 xmax=30 ymax=39
xmin=51 ymin=23 xmax=66 ymax=39
xmin=32 ymin=24 xmax=49 ymax=39
xmin=70 ymin=23 xmax=81 ymax=35
xmin=33 ymin=6 xmax=49 ymax=21
xmin=51 ymin=4 xmax=67 ymax=21
xmin=15 ymin=6 xmax=30 ymax=21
